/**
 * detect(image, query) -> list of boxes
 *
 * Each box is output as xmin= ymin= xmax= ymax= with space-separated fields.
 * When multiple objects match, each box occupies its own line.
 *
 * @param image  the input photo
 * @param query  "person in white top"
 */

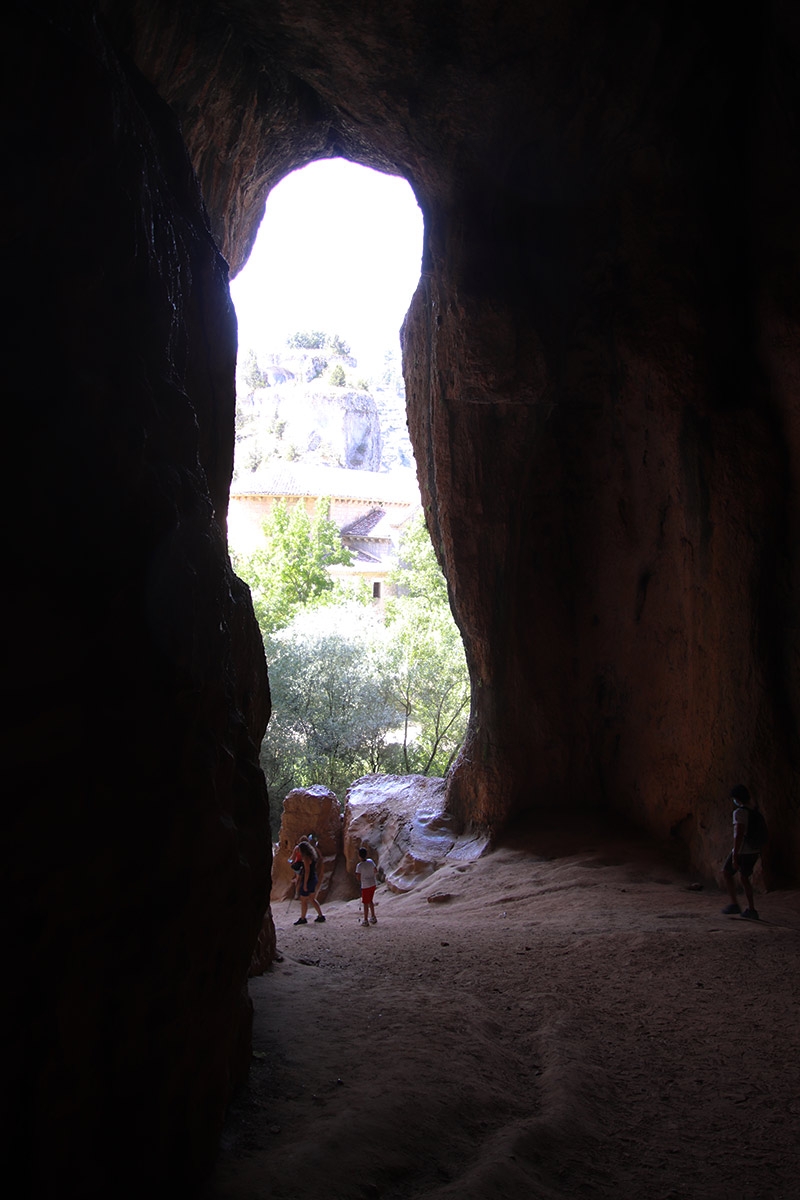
xmin=355 ymin=847 xmax=378 ymax=926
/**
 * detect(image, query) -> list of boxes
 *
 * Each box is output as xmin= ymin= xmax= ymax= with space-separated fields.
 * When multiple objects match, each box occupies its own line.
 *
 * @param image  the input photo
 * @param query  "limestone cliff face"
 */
xmin=236 ymin=382 xmax=383 ymax=473
xmin=234 ymin=347 xmax=413 ymax=475
xmin=6 ymin=1 xmax=800 ymax=1195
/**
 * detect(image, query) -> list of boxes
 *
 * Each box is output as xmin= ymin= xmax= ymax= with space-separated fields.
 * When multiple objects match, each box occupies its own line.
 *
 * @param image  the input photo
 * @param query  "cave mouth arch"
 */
xmin=10 ymin=8 xmax=800 ymax=1199
xmin=227 ymin=157 xmax=473 ymax=833
xmin=229 ymin=156 xmax=425 ymax=388
xmin=93 ymin=0 xmax=800 ymax=883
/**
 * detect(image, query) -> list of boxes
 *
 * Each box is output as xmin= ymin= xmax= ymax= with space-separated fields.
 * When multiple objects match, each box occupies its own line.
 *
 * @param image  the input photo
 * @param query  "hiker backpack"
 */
xmin=747 ymin=807 xmax=769 ymax=851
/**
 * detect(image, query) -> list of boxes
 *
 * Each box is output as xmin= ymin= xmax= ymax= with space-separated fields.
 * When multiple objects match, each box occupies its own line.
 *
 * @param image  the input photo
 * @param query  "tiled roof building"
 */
xmin=228 ymin=463 xmax=421 ymax=601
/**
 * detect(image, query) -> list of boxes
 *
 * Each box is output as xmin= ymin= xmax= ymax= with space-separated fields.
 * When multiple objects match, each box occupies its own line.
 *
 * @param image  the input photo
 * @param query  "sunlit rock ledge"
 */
xmin=343 ymin=774 xmax=491 ymax=894
xmin=270 ymin=775 xmax=491 ymax=907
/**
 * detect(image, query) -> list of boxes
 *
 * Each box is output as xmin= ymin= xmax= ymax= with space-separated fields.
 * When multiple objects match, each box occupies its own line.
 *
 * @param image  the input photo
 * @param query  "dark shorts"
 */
xmin=300 ymin=872 xmax=317 ymax=897
xmin=723 ymin=851 xmax=759 ymax=879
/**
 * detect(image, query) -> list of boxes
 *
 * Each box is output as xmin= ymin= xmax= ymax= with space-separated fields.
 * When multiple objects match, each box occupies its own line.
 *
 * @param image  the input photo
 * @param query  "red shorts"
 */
xmin=360 ymin=885 xmax=376 ymax=905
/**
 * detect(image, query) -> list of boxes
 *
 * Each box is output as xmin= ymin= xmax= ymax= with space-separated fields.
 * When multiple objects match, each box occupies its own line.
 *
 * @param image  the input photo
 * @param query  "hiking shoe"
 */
xmin=722 ymin=903 xmax=741 ymax=915
xmin=294 ymin=917 xmax=307 ymax=925
xmin=314 ymin=915 xmax=326 ymax=923
xmin=370 ymin=917 xmax=377 ymax=925
xmin=741 ymin=908 xmax=760 ymax=920
xmin=362 ymin=919 xmax=370 ymax=927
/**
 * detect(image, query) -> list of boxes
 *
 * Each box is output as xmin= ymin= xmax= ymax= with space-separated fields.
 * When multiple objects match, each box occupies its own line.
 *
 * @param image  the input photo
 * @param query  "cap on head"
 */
xmin=730 ymin=784 xmax=751 ymax=807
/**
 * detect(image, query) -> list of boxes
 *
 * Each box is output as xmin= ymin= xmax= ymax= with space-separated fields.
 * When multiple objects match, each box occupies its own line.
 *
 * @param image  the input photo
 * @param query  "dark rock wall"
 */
xmin=5 ymin=0 xmax=800 ymax=1194
xmin=401 ymin=5 xmax=800 ymax=889
xmin=112 ymin=1 xmax=799 ymax=875
xmin=3 ymin=8 xmax=271 ymax=1195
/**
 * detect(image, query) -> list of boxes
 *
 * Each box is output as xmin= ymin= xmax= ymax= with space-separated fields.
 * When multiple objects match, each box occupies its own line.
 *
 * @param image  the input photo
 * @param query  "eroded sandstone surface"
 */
xmin=5 ymin=2 xmax=800 ymax=1196
xmin=270 ymin=778 xmax=490 ymax=907
xmin=343 ymin=774 xmax=490 ymax=894
xmin=271 ymin=784 xmax=344 ymax=902
xmin=103 ymin=0 xmax=800 ymax=882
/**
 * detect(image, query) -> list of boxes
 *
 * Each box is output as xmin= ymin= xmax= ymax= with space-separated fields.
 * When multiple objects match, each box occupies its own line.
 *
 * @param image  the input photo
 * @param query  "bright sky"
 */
xmin=230 ymin=159 xmax=425 ymax=377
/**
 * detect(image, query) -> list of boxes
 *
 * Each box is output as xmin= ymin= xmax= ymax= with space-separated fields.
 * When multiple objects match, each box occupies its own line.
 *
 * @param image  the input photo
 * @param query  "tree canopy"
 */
xmin=232 ymin=498 xmax=354 ymax=635
xmin=263 ymin=605 xmax=398 ymax=805
xmin=286 ymin=329 xmax=326 ymax=349
xmin=242 ymin=347 xmax=268 ymax=390
xmin=388 ymin=510 xmax=450 ymax=608
xmin=382 ymin=512 xmax=469 ymax=776
xmin=235 ymin=503 xmax=470 ymax=829
xmin=285 ymin=330 xmax=351 ymax=355
xmin=326 ymin=333 xmax=350 ymax=356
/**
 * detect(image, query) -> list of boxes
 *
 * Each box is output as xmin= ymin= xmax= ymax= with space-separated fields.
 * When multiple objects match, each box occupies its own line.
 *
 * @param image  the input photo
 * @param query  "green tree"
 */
xmin=232 ymin=498 xmax=354 ymax=635
xmin=383 ymin=512 xmax=470 ymax=775
xmin=381 ymin=348 xmax=405 ymax=397
xmin=306 ymin=356 xmax=328 ymax=381
xmin=287 ymin=329 xmax=326 ymax=349
xmin=242 ymin=348 xmax=268 ymax=390
xmin=326 ymin=333 xmax=351 ymax=356
xmin=389 ymin=510 xmax=451 ymax=608
xmin=237 ymin=505 xmax=470 ymax=813
xmin=261 ymin=605 xmax=398 ymax=823
xmin=379 ymin=605 xmax=469 ymax=775
xmin=329 ymin=364 xmax=347 ymax=387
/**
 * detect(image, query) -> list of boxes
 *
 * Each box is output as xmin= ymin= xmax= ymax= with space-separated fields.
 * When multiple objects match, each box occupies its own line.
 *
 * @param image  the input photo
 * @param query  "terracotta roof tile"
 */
xmin=340 ymin=509 xmax=386 ymax=536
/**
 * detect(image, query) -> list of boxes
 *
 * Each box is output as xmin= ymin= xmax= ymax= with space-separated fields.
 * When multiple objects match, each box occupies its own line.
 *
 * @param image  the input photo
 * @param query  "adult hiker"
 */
xmin=721 ymin=784 xmax=767 ymax=921
xmin=293 ymin=838 xmax=326 ymax=925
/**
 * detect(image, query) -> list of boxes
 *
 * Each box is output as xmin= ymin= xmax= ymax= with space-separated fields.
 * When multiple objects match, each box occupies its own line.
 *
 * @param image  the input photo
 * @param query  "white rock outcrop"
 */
xmin=342 ymin=774 xmax=490 ymax=894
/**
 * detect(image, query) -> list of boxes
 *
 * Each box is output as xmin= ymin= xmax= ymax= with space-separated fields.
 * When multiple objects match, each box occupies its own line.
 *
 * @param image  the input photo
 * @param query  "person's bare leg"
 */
xmin=742 ymin=874 xmax=756 ymax=912
xmin=723 ymin=870 xmax=738 ymax=905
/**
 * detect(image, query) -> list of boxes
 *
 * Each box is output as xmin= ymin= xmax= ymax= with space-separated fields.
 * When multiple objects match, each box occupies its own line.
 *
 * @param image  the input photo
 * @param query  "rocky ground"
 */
xmin=200 ymin=817 xmax=800 ymax=1200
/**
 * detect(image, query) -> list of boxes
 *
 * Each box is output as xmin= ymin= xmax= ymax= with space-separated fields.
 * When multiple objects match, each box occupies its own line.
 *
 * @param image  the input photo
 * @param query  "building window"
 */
xmin=372 ymin=581 xmax=382 ymax=599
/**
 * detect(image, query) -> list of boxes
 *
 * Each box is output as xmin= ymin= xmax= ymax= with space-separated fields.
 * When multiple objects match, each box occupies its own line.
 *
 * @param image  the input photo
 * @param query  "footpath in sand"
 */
xmin=202 ymin=823 xmax=800 ymax=1200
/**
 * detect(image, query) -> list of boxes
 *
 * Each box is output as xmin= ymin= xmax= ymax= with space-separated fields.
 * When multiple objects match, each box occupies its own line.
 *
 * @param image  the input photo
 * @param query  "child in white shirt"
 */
xmin=355 ymin=847 xmax=378 ymax=926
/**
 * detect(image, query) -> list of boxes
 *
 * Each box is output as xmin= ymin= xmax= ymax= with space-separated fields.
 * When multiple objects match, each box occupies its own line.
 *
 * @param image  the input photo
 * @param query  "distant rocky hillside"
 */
xmin=234 ymin=344 xmax=414 ymax=480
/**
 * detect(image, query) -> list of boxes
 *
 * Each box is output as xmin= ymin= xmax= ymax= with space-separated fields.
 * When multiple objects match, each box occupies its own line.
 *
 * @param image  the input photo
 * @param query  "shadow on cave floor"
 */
xmin=200 ymin=821 xmax=800 ymax=1200
xmin=493 ymin=806 xmax=697 ymax=874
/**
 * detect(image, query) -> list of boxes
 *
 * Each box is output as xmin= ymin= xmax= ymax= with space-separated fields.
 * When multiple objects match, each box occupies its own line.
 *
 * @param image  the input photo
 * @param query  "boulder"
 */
xmin=343 ymin=775 xmax=490 ymax=895
xmin=271 ymin=785 xmax=343 ymax=901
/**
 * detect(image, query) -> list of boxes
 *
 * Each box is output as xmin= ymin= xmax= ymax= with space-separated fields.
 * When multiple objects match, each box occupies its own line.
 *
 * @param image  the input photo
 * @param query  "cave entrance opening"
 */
xmin=229 ymin=156 xmax=424 ymax=447
xmin=228 ymin=158 xmax=471 ymax=832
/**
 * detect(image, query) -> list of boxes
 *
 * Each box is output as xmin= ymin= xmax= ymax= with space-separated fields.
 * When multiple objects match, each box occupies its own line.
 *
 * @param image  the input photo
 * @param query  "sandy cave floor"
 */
xmin=201 ymin=820 xmax=800 ymax=1200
